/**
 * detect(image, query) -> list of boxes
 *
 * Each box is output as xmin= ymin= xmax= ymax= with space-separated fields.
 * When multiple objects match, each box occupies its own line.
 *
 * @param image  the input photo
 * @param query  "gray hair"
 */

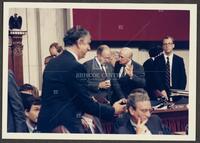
xmin=127 ymin=88 xmax=150 ymax=110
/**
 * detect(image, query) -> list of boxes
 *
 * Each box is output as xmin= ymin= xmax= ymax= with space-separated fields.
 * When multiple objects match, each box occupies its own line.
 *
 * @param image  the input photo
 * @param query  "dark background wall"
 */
xmin=73 ymin=9 xmax=189 ymax=49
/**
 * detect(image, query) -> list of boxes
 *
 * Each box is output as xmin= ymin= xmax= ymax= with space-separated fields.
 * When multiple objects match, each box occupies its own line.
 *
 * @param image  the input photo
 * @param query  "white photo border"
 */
xmin=2 ymin=2 xmax=197 ymax=141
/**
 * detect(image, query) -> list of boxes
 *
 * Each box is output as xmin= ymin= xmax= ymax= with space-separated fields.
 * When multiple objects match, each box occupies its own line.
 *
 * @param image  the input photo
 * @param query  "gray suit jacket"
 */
xmin=8 ymin=70 xmax=28 ymax=132
xmin=84 ymin=58 xmax=124 ymax=104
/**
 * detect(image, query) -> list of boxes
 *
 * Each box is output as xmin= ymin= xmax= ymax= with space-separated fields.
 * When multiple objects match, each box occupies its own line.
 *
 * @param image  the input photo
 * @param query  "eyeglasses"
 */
xmin=163 ymin=43 xmax=173 ymax=46
xmin=139 ymin=108 xmax=153 ymax=114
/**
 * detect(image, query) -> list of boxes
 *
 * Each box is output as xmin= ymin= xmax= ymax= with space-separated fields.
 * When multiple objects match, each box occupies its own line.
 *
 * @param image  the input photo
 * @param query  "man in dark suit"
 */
xmin=154 ymin=36 xmax=187 ymax=100
xmin=84 ymin=45 xmax=124 ymax=104
xmin=37 ymin=26 xmax=126 ymax=133
xmin=114 ymin=89 xmax=171 ymax=134
xmin=8 ymin=70 xmax=28 ymax=132
xmin=143 ymin=47 xmax=163 ymax=100
xmin=114 ymin=47 xmax=146 ymax=98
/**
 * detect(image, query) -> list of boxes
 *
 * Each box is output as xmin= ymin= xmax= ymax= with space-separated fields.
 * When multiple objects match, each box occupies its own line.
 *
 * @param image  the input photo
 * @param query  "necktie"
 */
xmin=120 ymin=65 xmax=126 ymax=78
xmin=101 ymin=64 xmax=107 ymax=80
xmin=165 ymin=57 xmax=170 ymax=88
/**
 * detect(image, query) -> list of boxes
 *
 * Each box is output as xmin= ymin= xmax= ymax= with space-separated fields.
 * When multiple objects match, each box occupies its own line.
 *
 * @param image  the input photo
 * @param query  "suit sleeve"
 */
xmin=110 ymin=65 xmax=125 ymax=99
xmin=83 ymin=62 xmax=99 ymax=93
xmin=8 ymin=71 xmax=28 ymax=132
xmin=71 ymin=64 xmax=115 ymax=121
xmin=119 ymin=64 xmax=146 ymax=88
xmin=154 ymin=59 xmax=165 ymax=91
xmin=179 ymin=58 xmax=187 ymax=89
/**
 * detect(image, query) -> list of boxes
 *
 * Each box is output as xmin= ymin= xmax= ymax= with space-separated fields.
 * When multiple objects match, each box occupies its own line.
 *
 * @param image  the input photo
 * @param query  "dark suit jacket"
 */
xmin=154 ymin=54 xmax=187 ymax=92
xmin=83 ymin=58 xmax=124 ymax=104
xmin=115 ymin=114 xmax=171 ymax=134
xmin=37 ymin=50 xmax=115 ymax=133
xmin=8 ymin=70 xmax=28 ymax=132
xmin=143 ymin=58 xmax=157 ymax=100
xmin=114 ymin=60 xmax=146 ymax=98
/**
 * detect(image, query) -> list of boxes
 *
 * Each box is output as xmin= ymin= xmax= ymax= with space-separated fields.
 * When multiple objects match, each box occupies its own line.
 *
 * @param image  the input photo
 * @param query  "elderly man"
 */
xmin=84 ymin=45 xmax=124 ymax=104
xmin=114 ymin=47 xmax=145 ymax=98
xmin=114 ymin=89 xmax=171 ymax=134
xmin=37 ymin=26 xmax=126 ymax=133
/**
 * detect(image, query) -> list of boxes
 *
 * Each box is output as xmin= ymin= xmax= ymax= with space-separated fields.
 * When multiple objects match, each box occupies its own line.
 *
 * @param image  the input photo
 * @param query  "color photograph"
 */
xmin=2 ymin=2 xmax=197 ymax=141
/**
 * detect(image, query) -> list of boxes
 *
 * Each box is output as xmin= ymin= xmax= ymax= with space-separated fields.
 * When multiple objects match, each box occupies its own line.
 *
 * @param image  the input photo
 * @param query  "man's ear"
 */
xmin=76 ymin=38 xmax=84 ymax=48
xmin=129 ymin=106 xmax=135 ymax=116
xmin=24 ymin=110 xmax=29 ymax=117
xmin=172 ymin=43 xmax=175 ymax=49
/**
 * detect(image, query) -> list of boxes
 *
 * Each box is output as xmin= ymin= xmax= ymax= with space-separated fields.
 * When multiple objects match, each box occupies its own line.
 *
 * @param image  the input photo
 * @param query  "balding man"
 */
xmin=114 ymin=47 xmax=145 ymax=98
xmin=84 ymin=45 xmax=125 ymax=104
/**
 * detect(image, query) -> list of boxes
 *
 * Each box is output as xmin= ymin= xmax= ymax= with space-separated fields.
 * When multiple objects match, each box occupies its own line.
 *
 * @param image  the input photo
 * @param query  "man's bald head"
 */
xmin=119 ymin=47 xmax=133 ymax=65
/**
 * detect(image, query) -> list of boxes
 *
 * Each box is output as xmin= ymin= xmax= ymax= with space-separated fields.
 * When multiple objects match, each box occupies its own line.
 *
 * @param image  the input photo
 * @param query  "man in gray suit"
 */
xmin=84 ymin=45 xmax=125 ymax=104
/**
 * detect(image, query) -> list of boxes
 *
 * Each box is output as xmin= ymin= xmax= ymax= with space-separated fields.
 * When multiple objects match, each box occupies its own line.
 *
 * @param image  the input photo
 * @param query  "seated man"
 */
xmin=114 ymin=89 xmax=171 ymax=134
xmin=114 ymin=47 xmax=145 ymax=98
xmin=22 ymin=95 xmax=41 ymax=132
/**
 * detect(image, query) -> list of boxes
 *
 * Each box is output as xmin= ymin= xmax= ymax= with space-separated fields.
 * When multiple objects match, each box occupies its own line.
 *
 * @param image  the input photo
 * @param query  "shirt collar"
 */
xmin=67 ymin=49 xmax=78 ymax=61
xmin=124 ymin=60 xmax=132 ymax=66
xmin=26 ymin=120 xmax=36 ymax=133
xmin=130 ymin=119 xmax=137 ymax=128
xmin=163 ymin=52 xmax=173 ymax=60
xmin=95 ymin=57 xmax=103 ymax=69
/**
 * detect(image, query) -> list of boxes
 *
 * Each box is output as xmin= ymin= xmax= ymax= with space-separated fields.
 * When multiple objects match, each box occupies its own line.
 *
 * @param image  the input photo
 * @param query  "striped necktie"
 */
xmin=165 ymin=57 xmax=170 ymax=88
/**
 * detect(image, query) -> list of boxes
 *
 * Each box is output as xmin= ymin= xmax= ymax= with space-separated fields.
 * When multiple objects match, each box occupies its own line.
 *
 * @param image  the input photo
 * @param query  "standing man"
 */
xmin=154 ymin=36 xmax=187 ymax=100
xmin=114 ymin=47 xmax=146 ymax=98
xmin=143 ymin=47 xmax=163 ymax=100
xmin=84 ymin=45 xmax=124 ymax=104
xmin=7 ymin=70 xmax=28 ymax=132
xmin=37 ymin=26 xmax=126 ymax=133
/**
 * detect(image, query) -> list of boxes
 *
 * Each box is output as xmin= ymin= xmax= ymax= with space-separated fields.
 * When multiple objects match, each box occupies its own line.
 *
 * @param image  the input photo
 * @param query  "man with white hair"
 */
xmin=114 ymin=47 xmax=145 ymax=98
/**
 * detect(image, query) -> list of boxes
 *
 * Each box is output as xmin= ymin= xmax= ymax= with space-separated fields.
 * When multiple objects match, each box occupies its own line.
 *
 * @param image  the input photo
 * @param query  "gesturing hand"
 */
xmin=125 ymin=64 xmax=133 ymax=78
xmin=136 ymin=118 xmax=148 ymax=134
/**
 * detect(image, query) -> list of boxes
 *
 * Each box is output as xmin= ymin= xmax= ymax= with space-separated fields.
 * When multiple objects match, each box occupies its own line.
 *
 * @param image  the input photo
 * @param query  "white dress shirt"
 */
xmin=67 ymin=49 xmax=78 ymax=61
xmin=119 ymin=60 xmax=132 ymax=78
xmin=95 ymin=57 xmax=107 ymax=75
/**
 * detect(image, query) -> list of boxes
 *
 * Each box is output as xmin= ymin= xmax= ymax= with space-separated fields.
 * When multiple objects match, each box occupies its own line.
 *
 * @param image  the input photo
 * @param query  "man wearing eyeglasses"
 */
xmin=114 ymin=89 xmax=170 ymax=134
xmin=154 ymin=36 xmax=187 ymax=100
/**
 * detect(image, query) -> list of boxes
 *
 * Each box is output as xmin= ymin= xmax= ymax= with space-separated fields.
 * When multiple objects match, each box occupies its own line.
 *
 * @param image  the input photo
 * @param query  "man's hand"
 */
xmin=161 ymin=90 xmax=169 ymax=101
xmin=81 ymin=118 xmax=89 ymax=129
xmin=136 ymin=118 xmax=148 ymax=134
xmin=98 ymin=80 xmax=111 ymax=89
xmin=112 ymin=98 xmax=127 ymax=115
xmin=125 ymin=64 xmax=133 ymax=78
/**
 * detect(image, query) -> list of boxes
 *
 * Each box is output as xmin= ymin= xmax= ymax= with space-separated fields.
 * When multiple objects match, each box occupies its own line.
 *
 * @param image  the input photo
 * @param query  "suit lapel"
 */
xmin=172 ymin=55 xmax=176 ymax=87
xmin=115 ymin=61 xmax=123 ymax=74
xmin=127 ymin=120 xmax=136 ymax=134
xmin=93 ymin=58 xmax=107 ymax=80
